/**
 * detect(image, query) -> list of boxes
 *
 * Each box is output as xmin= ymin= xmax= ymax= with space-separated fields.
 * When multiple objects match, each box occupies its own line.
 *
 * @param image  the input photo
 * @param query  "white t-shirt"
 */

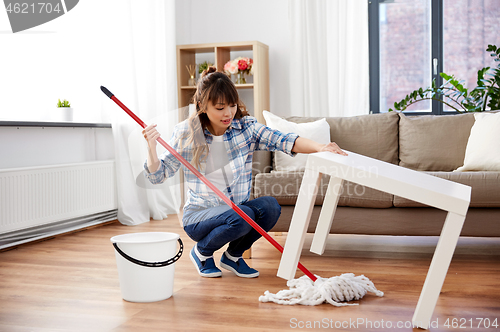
xmin=205 ymin=135 xmax=233 ymax=198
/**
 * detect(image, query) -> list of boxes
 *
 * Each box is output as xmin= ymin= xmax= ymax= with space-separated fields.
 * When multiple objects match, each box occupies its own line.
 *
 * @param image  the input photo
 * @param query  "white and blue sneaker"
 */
xmin=220 ymin=252 xmax=259 ymax=278
xmin=190 ymin=247 xmax=222 ymax=278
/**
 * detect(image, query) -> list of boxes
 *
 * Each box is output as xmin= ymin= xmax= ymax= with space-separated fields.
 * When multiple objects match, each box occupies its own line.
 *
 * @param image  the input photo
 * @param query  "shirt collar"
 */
xmin=203 ymin=118 xmax=242 ymax=137
xmin=230 ymin=118 xmax=242 ymax=130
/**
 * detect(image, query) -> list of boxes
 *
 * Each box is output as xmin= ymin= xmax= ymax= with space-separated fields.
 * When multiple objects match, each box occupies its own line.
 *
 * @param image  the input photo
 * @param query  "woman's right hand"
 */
xmin=142 ymin=124 xmax=160 ymax=149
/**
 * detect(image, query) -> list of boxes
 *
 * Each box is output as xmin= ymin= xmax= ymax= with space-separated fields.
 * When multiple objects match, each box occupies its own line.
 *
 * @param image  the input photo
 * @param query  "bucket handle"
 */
xmin=112 ymin=238 xmax=183 ymax=268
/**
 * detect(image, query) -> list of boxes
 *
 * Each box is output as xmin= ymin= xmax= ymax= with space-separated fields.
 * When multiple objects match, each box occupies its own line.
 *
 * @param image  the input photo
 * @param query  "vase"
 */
xmin=55 ymin=107 xmax=73 ymax=122
xmin=188 ymin=75 xmax=196 ymax=86
xmin=236 ymin=72 xmax=246 ymax=85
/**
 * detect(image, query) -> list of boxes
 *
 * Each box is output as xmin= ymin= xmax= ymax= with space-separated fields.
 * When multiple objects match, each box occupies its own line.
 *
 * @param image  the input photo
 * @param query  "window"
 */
xmin=369 ymin=0 xmax=500 ymax=115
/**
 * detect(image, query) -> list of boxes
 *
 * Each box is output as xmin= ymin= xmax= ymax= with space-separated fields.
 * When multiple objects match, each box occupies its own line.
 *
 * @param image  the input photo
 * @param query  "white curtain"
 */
xmin=102 ymin=0 xmax=180 ymax=225
xmin=0 ymin=0 xmax=178 ymax=226
xmin=289 ymin=0 xmax=370 ymax=117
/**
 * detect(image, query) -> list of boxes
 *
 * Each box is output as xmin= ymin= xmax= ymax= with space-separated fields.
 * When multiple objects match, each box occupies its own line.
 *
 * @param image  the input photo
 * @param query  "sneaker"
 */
xmin=190 ymin=247 xmax=222 ymax=278
xmin=220 ymin=252 xmax=259 ymax=278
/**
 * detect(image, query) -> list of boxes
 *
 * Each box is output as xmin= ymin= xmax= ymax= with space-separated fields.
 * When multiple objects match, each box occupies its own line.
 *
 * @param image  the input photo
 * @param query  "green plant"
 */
xmin=198 ymin=61 xmax=213 ymax=74
xmin=57 ymin=99 xmax=71 ymax=108
xmin=389 ymin=44 xmax=500 ymax=113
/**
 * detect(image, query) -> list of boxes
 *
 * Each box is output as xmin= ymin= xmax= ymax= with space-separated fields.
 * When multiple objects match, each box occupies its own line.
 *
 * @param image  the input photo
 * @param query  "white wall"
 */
xmin=0 ymin=0 xmax=136 ymax=123
xmin=0 ymin=126 xmax=114 ymax=169
xmin=1 ymin=1 xmax=292 ymax=172
xmin=175 ymin=0 xmax=292 ymax=117
xmin=0 ymin=0 xmax=292 ymax=121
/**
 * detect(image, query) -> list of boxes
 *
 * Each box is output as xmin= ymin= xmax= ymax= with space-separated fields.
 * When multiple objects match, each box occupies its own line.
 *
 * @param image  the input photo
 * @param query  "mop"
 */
xmin=101 ymin=86 xmax=383 ymax=306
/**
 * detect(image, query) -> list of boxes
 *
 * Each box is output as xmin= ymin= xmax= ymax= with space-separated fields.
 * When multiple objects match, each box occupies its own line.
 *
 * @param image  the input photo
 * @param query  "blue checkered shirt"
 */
xmin=144 ymin=116 xmax=299 ymax=209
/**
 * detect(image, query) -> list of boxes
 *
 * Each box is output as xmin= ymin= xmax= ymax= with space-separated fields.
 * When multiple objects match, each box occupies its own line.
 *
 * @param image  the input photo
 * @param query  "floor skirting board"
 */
xmin=0 ymin=209 xmax=118 ymax=250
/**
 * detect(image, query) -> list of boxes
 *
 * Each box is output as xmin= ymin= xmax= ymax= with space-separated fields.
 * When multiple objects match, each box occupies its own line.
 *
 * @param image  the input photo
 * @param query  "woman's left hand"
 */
xmin=319 ymin=142 xmax=348 ymax=156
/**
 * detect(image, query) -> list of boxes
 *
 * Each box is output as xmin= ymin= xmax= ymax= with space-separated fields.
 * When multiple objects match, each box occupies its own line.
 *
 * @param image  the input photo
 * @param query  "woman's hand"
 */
xmin=292 ymin=137 xmax=348 ymax=156
xmin=319 ymin=142 xmax=348 ymax=156
xmin=142 ymin=124 xmax=160 ymax=149
xmin=143 ymin=124 xmax=161 ymax=173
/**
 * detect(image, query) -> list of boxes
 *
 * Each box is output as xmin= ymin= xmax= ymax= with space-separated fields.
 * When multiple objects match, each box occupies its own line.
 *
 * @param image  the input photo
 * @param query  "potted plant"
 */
xmin=56 ymin=99 xmax=73 ymax=121
xmin=198 ymin=61 xmax=214 ymax=76
xmin=389 ymin=44 xmax=500 ymax=113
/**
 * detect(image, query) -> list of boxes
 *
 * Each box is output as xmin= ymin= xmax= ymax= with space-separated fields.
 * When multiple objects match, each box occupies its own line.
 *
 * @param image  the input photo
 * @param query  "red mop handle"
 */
xmin=101 ymin=86 xmax=316 ymax=282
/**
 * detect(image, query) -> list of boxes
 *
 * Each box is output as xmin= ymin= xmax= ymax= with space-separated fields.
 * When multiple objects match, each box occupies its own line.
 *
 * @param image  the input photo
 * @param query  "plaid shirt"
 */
xmin=144 ymin=116 xmax=299 ymax=209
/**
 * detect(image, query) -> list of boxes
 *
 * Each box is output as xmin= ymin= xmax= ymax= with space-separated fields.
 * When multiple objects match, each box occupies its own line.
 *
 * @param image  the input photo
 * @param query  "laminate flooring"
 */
xmin=1 ymin=215 xmax=499 ymax=331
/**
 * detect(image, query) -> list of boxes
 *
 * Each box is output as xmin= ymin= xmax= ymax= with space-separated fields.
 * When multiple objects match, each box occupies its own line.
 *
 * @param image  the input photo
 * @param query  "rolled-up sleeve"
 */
xmin=143 ymin=127 xmax=183 ymax=184
xmin=254 ymin=123 xmax=299 ymax=156
xmin=144 ymin=159 xmax=173 ymax=184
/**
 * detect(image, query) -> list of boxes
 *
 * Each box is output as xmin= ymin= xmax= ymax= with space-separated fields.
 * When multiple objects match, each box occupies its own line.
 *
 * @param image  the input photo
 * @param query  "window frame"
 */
xmin=368 ymin=0 xmax=452 ymax=115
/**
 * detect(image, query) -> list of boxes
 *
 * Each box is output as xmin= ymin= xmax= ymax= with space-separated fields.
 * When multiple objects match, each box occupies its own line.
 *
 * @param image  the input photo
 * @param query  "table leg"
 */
xmin=310 ymin=176 xmax=343 ymax=255
xmin=412 ymin=211 xmax=467 ymax=329
xmin=277 ymin=168 xmax=321 ymax=280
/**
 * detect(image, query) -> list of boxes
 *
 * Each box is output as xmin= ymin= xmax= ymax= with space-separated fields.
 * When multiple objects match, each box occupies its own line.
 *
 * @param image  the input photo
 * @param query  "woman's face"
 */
xmin=204 ymin=99 xmax=237 ymax=136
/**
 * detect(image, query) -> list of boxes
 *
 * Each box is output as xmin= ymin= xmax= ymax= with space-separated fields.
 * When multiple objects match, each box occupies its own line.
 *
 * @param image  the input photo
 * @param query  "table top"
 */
xmin=307 ymin=151 xmax=471 ymax=215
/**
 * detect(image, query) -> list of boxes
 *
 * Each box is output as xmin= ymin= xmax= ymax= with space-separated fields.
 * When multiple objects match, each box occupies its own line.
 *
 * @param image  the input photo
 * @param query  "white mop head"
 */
xmin=259 ymin=273 xmax=384 ymax=306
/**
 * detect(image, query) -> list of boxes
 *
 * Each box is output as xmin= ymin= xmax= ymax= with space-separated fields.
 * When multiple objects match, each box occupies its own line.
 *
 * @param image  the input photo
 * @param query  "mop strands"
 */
xmin=259 ymin=273 xmax=384 ymax=306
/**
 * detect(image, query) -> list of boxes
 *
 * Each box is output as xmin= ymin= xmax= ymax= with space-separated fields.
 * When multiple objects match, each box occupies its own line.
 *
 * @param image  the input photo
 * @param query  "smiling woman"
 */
xmin=205 ymin=100 xmax=237 ymax=136
xmin=141 ymin=66 xmax=347 ymax=279
xmin=142 ymin=67 xmax=293 ymax=278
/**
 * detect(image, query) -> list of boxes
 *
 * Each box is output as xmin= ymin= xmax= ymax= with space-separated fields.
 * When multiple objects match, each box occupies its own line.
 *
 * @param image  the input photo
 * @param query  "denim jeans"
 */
xmin=183 ymin=196 xmax=281 ymax=257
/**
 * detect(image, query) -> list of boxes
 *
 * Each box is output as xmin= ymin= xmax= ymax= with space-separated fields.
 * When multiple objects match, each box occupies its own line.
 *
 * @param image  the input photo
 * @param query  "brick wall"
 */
xmin=379 ymin=0 xmax=500 ymax=112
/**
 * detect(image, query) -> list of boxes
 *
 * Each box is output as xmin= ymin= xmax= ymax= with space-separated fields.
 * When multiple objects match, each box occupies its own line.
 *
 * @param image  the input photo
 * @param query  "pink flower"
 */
xmin=224 ymin=61 xmax=238 ymax=75
xmin=224 ymin=57 xmax=254 ymax=76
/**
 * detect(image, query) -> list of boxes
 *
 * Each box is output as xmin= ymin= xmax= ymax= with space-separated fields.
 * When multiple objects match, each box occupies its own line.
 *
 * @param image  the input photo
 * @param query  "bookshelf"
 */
xmin=176 ymin=41 xmax=270 ymax=124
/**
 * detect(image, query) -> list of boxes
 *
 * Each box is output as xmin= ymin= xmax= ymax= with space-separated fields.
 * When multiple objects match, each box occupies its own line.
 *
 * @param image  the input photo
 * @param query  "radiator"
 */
xmin=0 ymin=161 xmax=117 ymax=236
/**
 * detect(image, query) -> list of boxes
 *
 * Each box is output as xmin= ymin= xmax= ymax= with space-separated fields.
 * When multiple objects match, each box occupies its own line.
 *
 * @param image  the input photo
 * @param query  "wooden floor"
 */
xmin=1 ymin=215 xmax=499 ymax=332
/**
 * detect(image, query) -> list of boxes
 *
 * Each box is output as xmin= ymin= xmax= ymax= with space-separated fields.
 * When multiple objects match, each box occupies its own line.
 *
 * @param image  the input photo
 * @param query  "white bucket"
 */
xmin=110 ymin=232 xmax=183 ymax=302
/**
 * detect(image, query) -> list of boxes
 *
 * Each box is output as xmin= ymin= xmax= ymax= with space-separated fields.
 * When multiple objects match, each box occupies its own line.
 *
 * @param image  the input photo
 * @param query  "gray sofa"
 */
xmin=251 ymin=112 xmax=500 ymax=237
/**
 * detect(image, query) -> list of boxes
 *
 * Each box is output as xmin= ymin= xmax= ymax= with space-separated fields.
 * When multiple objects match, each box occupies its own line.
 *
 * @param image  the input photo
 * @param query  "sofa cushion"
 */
xmin=287 ymin=112 xmax=400 ymax=165
xmin=455 ymin=112 xmax=500 ymax=171
xmin=399 ymin=112 xmax=475 ymax=171
xmin=253 ymin=171 xmax=393 ymax=208
xmin=393 ymin=171 xmax=500 ymax=208
xmin=263 ymin=111 xmax=331 ymax=171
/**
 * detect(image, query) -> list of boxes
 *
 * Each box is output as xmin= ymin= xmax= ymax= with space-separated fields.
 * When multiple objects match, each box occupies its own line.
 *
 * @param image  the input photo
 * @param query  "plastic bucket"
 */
xmin=110 ymin=232 xmax=183 ymax=302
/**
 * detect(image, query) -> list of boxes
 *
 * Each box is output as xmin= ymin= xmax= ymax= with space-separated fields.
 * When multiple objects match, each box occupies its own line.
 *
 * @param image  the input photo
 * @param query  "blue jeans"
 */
xmin=183 ymin=196 xmax=281 ymax=257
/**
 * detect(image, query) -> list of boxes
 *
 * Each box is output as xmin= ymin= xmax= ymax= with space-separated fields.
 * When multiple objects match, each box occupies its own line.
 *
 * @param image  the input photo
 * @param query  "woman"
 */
xmin=143 ymin=67 xmax=346 ymax=278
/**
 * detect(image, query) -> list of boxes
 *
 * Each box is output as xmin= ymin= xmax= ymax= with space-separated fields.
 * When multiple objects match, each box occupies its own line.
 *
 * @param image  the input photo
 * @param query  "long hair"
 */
xmin=178 ymin=66 xmax=250 ymax=170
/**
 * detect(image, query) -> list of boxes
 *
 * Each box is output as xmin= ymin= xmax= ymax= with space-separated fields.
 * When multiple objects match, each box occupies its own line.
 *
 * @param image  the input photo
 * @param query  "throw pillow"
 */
xmin=262 ymin=111 xmax=331 ymax=171
xmin=455 ymin=112 xmax=500 ymax=172
xmin=399 ymin=112 xmax=475 ymax=171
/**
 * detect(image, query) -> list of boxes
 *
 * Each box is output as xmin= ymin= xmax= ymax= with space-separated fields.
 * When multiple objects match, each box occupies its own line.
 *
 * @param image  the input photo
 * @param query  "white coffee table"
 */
xmin=277 ymin=151 xmax=471 ymax=329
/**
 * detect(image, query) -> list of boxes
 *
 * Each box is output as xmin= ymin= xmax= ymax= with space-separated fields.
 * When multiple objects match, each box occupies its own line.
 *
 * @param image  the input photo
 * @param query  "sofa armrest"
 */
xmin=250 ymin=151 xmax=273 ymax=200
